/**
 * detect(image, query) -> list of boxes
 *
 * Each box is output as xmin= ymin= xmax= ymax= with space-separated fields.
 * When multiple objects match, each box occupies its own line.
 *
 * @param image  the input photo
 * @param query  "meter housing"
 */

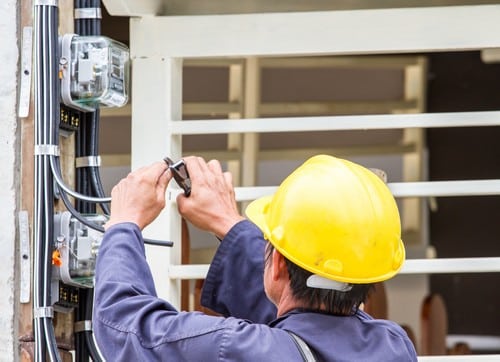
xmin=60 ymin=34 xmax=129 ymax=111
xmin=53 ymin=211 xmax=106 ymax=289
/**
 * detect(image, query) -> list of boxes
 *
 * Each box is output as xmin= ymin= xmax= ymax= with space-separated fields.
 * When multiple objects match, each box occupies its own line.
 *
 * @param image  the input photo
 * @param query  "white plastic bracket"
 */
xmin=34 ymin=0 xmax=58 ymax=6
xmin=74 ymin=8 xmax=102 ymax=19
xmin=34 ymin=306 xmax=54 ymax=319
xmin=75 ymin=156 xmax=102 ymax=168
xmin=34 ymin=144 xmax=60 ymax=156
xmin=19 ymin=211 xmax=31 ymax=303
xmin=74 ymin=320 xmax=93 ymax=333
xmin=18 ymin=27 xmax=32 ymax=118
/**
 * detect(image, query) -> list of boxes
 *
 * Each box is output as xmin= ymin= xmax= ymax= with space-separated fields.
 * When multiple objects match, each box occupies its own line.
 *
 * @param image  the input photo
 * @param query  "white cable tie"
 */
xmin=74 ymin=8 xmax=102 ymax=20
xmin=34 ymin=145 xmax=60 ymax=156
xmin=75 ymin=156 xmax=102 ymax=168
xmin=74 ymin=320 xmax=93 ymax=333
xmin=34 ymin=306 xmax=54 ymax=319
xmin=34 ymin=0 xmax=58 ymax=6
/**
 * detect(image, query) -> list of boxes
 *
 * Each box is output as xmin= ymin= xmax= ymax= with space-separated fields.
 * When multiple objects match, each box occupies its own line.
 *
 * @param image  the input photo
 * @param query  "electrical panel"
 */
xmin=52 ymin=211 xmax=105 ymax=291
xmin=59 ymin=34 xmax=130 ymax=111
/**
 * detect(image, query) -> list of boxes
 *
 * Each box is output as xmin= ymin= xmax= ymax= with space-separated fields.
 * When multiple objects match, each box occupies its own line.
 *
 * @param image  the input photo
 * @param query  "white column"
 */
xmin=131 ymin=56 xmax=183 ymax=306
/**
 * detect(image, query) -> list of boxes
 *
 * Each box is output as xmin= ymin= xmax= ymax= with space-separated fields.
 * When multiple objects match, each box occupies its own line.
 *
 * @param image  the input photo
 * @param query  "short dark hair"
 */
xmin=265 ymin=242 xmax=374 ymax=316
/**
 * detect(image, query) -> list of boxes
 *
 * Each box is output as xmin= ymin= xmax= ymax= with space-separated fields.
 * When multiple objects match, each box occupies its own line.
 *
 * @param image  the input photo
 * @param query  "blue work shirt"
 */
xmin=93 ymin=220 xmax=417 ymax=361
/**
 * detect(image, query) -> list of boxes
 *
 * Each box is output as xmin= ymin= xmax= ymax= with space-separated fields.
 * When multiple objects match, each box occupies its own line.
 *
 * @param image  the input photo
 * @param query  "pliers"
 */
xmin=163 ymin=157 xmax=191 ymax=196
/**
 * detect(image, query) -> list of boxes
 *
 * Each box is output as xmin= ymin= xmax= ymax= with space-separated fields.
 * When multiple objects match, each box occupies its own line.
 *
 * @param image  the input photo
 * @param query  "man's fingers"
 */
xmin=183 ymin=156 xmax=208 ymax=183
xmin=149 ymin=161 xmax=169 ymax=180
xmin=157 ymin=168 xmax=171 ymax=199
xmin=130 ymin=161 xmax=168 ymax=184
xmin=223 ymin=171 xmax=233 ymax=189
xmin=207 ymin=159 xmax=223 ymax=175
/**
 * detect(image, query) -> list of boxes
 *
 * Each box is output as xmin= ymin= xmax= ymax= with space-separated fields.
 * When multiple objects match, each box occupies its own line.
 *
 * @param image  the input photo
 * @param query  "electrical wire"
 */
xmin=89 ymin=110 xmax=111 ymax=215
xmin=45 ymin=6 xmax=62 ymax=360
xmin=85 ymin=289 xmax=105 ymax=358
xmin=50 ymin=157 xmax=112 ymax=203
xmin=33 ymin=4 xmax=44 ymax=359
xmin=58 ymin=184 xmax=173 ymax=247
xmin=74 ymin=1 xmax=105 ymax=360
xmin=33 ymin=3 xmax=63 ymax=361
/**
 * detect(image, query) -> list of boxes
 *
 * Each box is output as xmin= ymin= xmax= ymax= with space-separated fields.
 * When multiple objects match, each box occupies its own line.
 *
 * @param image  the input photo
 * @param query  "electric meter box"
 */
xmin=60 ymin=34 xmax=130 ymax=111
xmin=53 ymin=211 xmax=106 ymax=289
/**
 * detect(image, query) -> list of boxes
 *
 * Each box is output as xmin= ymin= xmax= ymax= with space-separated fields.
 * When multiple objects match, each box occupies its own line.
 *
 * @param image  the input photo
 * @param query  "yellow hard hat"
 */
xmin=245 ymin=155 xmax=405 ymax=286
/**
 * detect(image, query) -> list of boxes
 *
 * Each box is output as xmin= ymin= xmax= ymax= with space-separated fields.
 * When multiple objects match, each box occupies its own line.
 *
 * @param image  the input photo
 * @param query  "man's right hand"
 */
xmin=106 ymin=161 xmax=171 ymax=231
xmin=176 ymin=156 xmax=245 ymax=239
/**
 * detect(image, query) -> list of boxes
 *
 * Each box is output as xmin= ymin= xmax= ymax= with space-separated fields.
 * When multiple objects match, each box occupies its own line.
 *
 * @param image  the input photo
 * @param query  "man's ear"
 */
xmin=271 ymin=249 xmax=289 ymax=281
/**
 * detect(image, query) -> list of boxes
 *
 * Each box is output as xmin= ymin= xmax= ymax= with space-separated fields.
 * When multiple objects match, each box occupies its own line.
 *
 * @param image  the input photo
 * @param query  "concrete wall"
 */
xmin=0 ymin=0 xmax=20 ymax=360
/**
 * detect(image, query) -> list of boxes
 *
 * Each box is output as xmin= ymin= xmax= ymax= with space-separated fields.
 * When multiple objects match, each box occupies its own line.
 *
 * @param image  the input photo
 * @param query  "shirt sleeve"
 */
xmin=92 ymin=223 xmax=224 ymax=361
xmin=201 ymin=220 xmax=277 ymax=323
xmin=93 ymin=222 xmax=304 ymax=362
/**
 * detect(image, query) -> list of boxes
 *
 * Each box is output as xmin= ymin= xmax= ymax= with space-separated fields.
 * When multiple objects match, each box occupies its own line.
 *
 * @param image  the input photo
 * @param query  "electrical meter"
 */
xmin=53 ymin=211 xmax=106 ymax=289
xmin=59 ymin=34 xmax=130 ymax=111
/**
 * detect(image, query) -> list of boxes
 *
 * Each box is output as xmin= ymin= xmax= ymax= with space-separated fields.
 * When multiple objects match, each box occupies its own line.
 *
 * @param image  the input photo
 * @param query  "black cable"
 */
xmin=83 ymin=112 xmax=95 ymax=214
xmin=75 ymin=115 xmax=85 ymax=212
xmin=74 ymin=2 xmax=96 ymax=360
xmin=33 ymin=3 xmax=62 ymax=361
xmin=75 ymin=0 xmax=81 ymax=34
xmin=89 ymin=109 xmax=111 ymax=215
xmin=84 ymin=288 xmax=103 ymax=359
xmin=57 ymin=176 xmax=174 ymax=247
xmin=75 ymin=288 xmax=90 ymax=362
xmin=33 ymin=5 xmax=46 ymax=359
xmin=95 ymin=0 xmax=101 ymax=34
xmin=45 ymin=5 xmax=63 ymax=360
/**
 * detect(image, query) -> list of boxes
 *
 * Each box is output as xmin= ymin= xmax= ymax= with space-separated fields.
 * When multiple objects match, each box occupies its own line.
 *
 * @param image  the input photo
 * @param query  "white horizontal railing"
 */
xmin=418 ymin=356 xmax=500 ymax=361
xmin=168 ymin=257 xmax=500 ymax=281
xmin=168 ymin=180 xmax=500 ymax=203
xmin=447 ymin=335 xmax=500 ymax=352
xmin=233 ymin=180 xmax=500 ymax=200
xmin=169 ymin=111 xmax=500 ymax=135
xmin=400 ymin=258 xmax=500 ymax=275
xmin=388 ymin=180 xmax=500 ymax=198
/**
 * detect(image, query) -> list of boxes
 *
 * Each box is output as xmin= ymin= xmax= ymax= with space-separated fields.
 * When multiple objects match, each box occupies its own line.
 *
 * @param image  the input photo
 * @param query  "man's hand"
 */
xmin=177 ymin=156 xmax=245 ymax=239
xmin=106 ymin=161 xmax=172 ymax=230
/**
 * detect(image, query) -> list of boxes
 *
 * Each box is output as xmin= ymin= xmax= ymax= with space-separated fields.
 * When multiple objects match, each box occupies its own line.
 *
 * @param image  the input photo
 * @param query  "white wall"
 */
xmin=0 ymin=0 xmax=20 ymax=360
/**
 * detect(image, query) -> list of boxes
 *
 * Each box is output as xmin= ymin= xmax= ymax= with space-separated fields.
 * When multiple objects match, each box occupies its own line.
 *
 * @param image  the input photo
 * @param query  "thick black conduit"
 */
xmin=74 ymin=1 xmax=105 ymax=360
xmin=33 ymin=2 xmax=63 ymax=361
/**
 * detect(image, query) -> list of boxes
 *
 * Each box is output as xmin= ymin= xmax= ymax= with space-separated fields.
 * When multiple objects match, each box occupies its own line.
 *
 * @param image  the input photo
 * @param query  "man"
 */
xmin=93 ymin=155 xmax=417 ymax=361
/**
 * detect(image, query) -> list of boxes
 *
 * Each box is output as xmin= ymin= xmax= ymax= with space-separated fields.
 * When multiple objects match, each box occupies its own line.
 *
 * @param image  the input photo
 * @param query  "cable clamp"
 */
xmin=34 ymin=0 xmax=58 ymax=6
xmin=75 ymin=156 xmax=102 ymax=168
xmin=74 ymin=8 xmax=102 ymax=20
xmin=34 ymin=306 xmax=54 ymax=319
xmin=34 ymin=144 xmax=60 ymax=156
xmin=74 ymin=320 xmax=93 ymax=333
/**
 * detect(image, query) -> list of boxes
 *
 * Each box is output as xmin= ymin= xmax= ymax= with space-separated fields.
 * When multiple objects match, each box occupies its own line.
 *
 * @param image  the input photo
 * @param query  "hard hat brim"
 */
xmin=245 ymin=195 xmax=273 ymax=238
